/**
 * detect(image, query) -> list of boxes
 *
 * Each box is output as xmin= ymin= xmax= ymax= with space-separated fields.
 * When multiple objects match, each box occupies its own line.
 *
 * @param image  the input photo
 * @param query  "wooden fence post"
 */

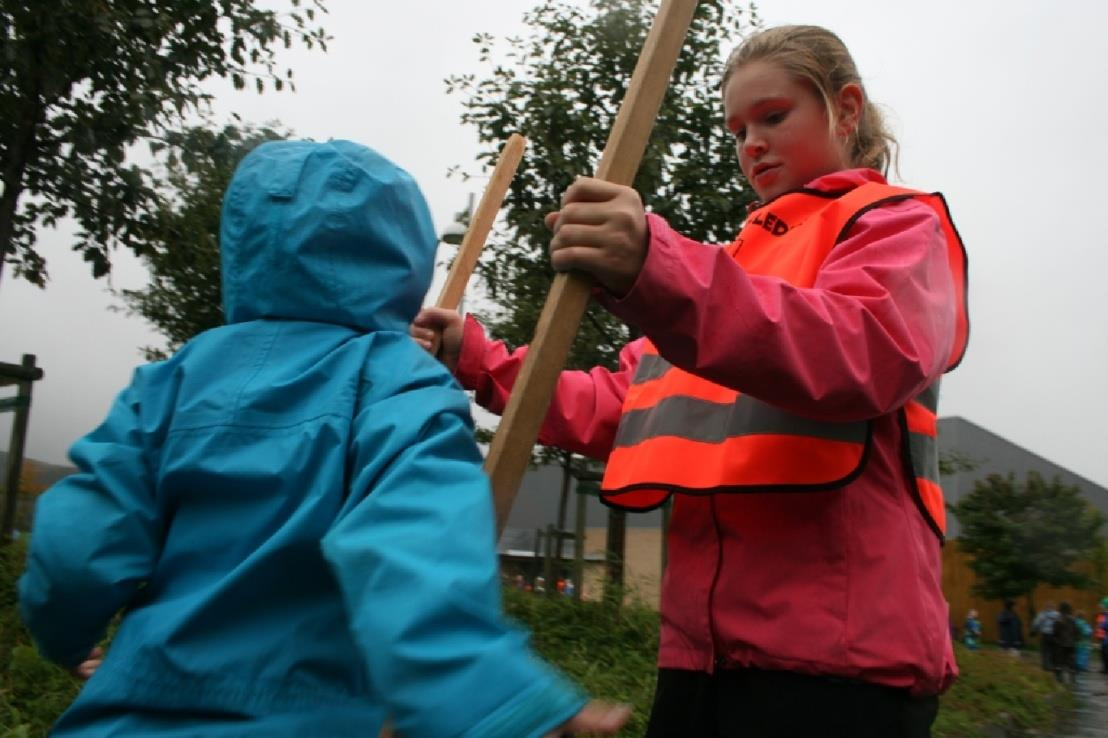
xmin=1 ymin=354 xmax=43 ymax=542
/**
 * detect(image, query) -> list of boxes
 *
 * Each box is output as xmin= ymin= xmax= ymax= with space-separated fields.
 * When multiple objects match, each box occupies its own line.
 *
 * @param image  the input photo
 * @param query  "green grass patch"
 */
xmin=0 ymin=538 xmax=79 ymax=738
xmin=934 ymin=644 xmax=1074 ymax=738
xmin=503 ymin=587 xmax=660 ymax=736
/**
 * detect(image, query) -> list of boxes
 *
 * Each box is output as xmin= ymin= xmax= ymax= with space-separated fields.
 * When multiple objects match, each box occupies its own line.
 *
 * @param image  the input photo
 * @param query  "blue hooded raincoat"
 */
xmin=19 ymin=140 xmax=585 ymax=737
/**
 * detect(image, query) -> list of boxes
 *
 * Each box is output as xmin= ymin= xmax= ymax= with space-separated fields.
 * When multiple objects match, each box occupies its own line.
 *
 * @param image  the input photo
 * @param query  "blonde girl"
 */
xmin=414 ymin=24 xmax=967 ymax=738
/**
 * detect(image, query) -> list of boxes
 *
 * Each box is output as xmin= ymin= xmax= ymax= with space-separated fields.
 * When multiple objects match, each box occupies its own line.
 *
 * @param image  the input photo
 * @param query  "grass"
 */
xmin=933 ymin=645 xmax=1074 ymax=738
xmin=1 ymin=539 xmax=1076 ymax=737
xmin=503 ymin=587 xmax=660 ymax=736
xmin=0 ymin=539 xmax=79 ymax=738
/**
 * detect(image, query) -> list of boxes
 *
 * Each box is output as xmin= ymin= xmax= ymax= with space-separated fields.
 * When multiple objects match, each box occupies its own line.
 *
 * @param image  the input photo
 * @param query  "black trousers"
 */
xmin=645 ymin=668 xmax=939 ymax=738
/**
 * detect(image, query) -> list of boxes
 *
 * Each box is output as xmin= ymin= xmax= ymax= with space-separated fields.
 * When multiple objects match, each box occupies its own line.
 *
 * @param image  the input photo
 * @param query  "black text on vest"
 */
xmin=750 ymin=211 xmax=789 ymax=236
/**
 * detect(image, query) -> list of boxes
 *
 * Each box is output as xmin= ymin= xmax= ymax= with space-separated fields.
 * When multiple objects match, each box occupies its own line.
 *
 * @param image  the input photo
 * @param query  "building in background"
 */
xmin=938 ymin=417 xmax=1108 ymax=536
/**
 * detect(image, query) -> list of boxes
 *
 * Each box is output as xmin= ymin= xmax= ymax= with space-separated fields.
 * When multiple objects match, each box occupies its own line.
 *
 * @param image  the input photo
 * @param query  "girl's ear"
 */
xmin=834 ymin=82 xmax=864 ymax=138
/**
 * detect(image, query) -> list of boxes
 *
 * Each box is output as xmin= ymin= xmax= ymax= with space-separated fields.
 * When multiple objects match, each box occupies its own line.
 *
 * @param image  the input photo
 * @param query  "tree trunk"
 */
xmin=554 ymin=451 xmax=571 ymax=567
xmin=604 ymin=507 xmax=626 ymax=607
xmin=542 ymin=523 xmax=555 ymax=596
xmin=573 ymin=480 xmax=586 ymax=602
xmin=0 ymin=93 xmax=45 ymax=290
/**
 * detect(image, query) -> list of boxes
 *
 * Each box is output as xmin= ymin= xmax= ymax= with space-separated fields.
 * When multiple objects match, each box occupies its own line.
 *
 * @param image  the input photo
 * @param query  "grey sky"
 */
xmin=2 ymin=0 xmax=1106 ymax=491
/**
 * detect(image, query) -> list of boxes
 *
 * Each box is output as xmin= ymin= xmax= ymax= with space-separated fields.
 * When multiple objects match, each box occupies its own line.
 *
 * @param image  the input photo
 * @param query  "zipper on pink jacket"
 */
xmin=707 ymin=495 xmax=726 ymax=672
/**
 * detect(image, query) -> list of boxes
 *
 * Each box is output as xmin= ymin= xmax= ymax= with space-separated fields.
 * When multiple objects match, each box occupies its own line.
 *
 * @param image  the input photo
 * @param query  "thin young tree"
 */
xmin=950 ymin=471 xmax=1106 ymax=618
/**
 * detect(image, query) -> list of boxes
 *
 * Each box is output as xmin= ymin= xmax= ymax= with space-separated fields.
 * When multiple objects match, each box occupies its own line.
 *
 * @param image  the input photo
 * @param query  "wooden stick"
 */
xmin=485 ymin=0 xmax=700 ymax=534
xmin=429 ymin=134 xmax=526 ymax=355
xmin=436 ymin=134 xmax=526 ymax=310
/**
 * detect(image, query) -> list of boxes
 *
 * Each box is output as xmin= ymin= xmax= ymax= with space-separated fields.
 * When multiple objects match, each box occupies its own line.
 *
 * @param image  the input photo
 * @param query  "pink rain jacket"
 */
xmin=456 ymin=168 xmax=960 ymax=696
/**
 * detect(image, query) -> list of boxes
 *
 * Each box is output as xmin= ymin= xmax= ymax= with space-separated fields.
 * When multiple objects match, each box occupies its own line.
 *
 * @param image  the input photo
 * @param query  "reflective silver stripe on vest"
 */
xmin=632 ymin=353 xmax=672 ymax=383
xmin=908 ymin=380 xmax=941 ymax=484
xmin=915 ymin=381 xmax=940 ymax=413
xmin=614 ymin=393 xmax=868 ymax=448
xmin=909 ymin=431 xmax=941 ymax=484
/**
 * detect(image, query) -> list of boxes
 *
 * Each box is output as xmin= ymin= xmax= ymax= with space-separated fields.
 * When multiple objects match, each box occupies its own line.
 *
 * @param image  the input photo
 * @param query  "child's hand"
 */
xmin=410 ymin=307 xmax=464 ymax=373
xmin=68 ymin=647 xmax=103 ymax=681
xmin=545 ymin=700 xmax=631 ymax=736
xmin=546 ymin=177 xmax=648 ymax=298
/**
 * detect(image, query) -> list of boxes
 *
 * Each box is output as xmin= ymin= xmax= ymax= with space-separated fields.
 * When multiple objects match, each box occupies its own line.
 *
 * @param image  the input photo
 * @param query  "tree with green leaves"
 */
xmin=447 ymin=0 xmax=758 ymax=376
xmin=950 ymin=470 xmax=1106 ymax=616
xmin=0 ymin=0 xmax=327 ymax=289
xmin=939 ymin=449 xmax=978 ymax=477
xmin=117 ymin=122 xmax=289 ymax=360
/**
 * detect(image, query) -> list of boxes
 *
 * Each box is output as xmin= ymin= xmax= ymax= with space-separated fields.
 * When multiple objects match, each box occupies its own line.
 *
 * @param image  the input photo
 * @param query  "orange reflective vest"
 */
xmin=600 ymin=183 xmax=969 ymax=540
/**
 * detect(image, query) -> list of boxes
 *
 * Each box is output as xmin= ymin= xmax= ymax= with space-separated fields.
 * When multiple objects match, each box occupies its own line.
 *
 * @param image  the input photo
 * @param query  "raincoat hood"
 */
xmin=220 ymin=139 xmax=436 ymax=332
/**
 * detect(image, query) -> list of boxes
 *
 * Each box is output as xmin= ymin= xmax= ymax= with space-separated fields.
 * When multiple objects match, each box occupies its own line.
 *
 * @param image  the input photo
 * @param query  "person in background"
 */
xmin=1074 ymin=609 xmax=1093 ymax=672
xmin=1095 ymin=597 xmax=1108 ymax=674
xmin=1051 ymin=603 xmax=1077 ymax=684
xmin=997 ymin=599 xmax=1023 ymax=653
xmin=1031 ymin=601 xmax=1060 ymax=672
xmin=963 ymin=609 xmax=982 ymax=651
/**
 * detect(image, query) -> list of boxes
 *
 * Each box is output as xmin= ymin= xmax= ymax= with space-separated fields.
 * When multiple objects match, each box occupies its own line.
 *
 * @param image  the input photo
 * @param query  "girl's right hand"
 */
xmin=410 ymin=307 xmax=464 ymax=373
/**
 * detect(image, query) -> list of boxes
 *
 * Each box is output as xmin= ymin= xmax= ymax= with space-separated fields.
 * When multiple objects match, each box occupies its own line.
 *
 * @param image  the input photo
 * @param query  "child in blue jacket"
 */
xmin=19 ymin=140 xmax=627 ymax=737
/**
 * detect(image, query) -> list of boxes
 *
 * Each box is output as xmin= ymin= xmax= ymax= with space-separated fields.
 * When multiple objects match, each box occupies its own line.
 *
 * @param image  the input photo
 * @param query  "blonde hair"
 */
xmin=722 ymin=25 xmax=898 ymax=176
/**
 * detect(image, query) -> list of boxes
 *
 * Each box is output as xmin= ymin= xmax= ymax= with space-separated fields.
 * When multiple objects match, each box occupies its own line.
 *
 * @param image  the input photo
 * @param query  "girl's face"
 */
xmin=723 ymin=60 xmax=858 ymax=202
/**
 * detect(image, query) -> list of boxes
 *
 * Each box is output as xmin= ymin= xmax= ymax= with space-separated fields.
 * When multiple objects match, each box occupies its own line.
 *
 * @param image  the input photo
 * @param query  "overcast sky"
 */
xmin=2 ymin=0 xmax=1106 ymax=491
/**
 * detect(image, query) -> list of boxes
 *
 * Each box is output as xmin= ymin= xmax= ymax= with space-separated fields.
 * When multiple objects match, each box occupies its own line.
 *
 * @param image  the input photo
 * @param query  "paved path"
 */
xmin=1050 ymin=670 xmax=1108 ymax=738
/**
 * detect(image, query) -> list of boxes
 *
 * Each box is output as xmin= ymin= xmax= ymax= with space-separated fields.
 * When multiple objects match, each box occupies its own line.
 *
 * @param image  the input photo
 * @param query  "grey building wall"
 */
xmin=938 ymin=416 xmax=1108 ymax=538
xmin=504 ymin=464 xmax=663 ymax=530
xmin=499 ymin=463 xmax=663 ymax=551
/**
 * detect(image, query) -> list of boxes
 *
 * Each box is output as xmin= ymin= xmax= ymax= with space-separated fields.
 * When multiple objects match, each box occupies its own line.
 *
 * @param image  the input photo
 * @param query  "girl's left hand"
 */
xmin=546 ymin=177 xmax=648 ymax=298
